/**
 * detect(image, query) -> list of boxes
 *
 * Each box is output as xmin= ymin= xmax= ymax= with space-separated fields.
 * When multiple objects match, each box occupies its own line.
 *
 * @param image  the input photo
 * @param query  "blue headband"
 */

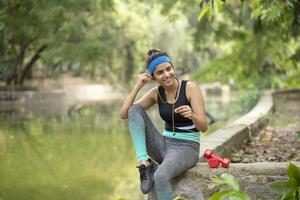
xmin=147 ymin=56 xmax=172 ymax=75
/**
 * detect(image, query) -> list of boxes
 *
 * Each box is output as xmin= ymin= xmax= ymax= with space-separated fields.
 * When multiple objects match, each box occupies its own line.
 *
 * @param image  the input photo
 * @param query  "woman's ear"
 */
xmin=151 ymin=73 xmax=156 ymax=80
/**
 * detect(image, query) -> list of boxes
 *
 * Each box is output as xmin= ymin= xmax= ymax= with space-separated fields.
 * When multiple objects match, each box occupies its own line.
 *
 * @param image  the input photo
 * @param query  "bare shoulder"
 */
xmin=186 ymin=81 xmax=199 ymax=90
xmin=186 ymin=81 xmax=200 ymax=92
xmin=186 ymin=81 xmax=202 ymax=100
xmin=148 ymin=86 xmax=159 ymax=102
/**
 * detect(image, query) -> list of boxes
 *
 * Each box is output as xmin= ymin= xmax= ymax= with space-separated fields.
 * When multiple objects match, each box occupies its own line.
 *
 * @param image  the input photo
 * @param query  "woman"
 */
xmin=120 ymin=49 xmax=207 ymax=200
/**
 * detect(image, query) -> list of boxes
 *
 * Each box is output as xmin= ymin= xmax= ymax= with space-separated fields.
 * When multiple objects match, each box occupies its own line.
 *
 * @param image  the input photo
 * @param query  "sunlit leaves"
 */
xmin=192 ymin=0 xmax=300 ymax=89
xmin=198 ymin=0 xmax=226 ymax=21
xmin=198 ymin=6 xmax=210 ymax=21
xmin=269 ymin=163 xmax=300 ymax=200
xmin=208 ymin=173 xmax=251 ymax=200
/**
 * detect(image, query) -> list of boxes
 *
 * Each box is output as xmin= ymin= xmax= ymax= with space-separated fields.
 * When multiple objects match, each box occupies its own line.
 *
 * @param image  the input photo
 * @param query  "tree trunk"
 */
xmin=20 ymin=44 xmax=47 ymax=84
xmin=7 ymin=43 xmax=26 ymax=85
xmin=124 ymin=40 xmax=135 ymax=83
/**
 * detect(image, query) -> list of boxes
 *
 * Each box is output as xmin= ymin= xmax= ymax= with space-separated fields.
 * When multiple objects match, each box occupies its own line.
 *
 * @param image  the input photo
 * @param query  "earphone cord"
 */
xmin=172 ymin=80 xmax=179 ymax=136
xmin=172 ymin=103 xmax=175 ymax=136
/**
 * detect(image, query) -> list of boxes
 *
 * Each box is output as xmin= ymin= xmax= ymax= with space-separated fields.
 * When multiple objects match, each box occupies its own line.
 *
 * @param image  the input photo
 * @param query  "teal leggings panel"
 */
xmin=127 ymin=105 xmax=148 ymax=160
xmin=162 ymin=130 xmax=200 ymax=143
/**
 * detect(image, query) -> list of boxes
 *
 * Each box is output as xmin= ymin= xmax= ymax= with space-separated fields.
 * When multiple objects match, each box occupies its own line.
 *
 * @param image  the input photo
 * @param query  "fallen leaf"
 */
xmin=260 ymin=131 xmax=273 ymax=142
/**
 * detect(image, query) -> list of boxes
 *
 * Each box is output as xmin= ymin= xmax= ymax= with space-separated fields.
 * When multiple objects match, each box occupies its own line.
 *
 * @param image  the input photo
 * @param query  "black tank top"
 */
xmin=158 ymin=80 xmax=199 ymax=133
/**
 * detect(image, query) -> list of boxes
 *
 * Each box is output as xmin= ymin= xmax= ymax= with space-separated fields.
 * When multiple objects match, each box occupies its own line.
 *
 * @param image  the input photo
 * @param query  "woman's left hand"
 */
xmin=174 ymin=105 xmax=194 ymax=120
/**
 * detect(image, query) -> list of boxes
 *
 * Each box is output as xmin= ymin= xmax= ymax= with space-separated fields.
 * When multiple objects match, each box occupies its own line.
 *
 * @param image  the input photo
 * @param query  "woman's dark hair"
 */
xmin=145 ymin=49 xmax=169 ymax=69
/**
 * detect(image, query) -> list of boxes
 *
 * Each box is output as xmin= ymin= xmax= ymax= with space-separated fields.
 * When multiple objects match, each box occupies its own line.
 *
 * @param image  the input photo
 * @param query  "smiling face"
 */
xmin=153 ymin=62 xmax=175 ymax=87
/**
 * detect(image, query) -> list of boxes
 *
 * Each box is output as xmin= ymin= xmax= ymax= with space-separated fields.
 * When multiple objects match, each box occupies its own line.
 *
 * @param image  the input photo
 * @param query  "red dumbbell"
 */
xmin=204 ymin=149 xmax=231 ymax=168
xmin=207 ymin=157 xmax=219 ymax=168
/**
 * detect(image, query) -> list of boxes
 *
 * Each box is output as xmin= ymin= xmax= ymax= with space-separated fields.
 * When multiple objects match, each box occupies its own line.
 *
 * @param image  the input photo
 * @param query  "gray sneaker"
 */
xmin=137 ymin=162 xmax=154 ymax=194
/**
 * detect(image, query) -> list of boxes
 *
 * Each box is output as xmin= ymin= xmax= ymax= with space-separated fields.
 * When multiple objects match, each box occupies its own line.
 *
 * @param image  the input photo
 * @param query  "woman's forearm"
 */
xmin=119 ymin=84 xmax=142 ymax=119
xmin=191 ymin=113 xmax=208 ymax=133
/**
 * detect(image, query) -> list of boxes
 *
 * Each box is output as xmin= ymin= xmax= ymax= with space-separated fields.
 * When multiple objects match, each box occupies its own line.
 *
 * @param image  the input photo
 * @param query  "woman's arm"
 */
xmin=188 ymin=82 xmax=208 ymax=132
xmin=119 ymin=73 xmax=156 ymax=119
xmin=175 ymin=81 xmax=208 ymax=132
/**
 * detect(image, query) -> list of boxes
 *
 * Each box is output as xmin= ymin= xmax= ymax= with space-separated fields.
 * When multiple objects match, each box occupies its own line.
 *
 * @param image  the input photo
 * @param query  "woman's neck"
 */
xmin=163 ymin=79 xmax=179 ymax=93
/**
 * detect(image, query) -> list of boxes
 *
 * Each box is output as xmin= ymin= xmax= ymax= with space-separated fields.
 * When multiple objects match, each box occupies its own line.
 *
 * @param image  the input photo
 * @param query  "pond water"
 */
xmin=0 ymin=88 xmax=248 ymax=200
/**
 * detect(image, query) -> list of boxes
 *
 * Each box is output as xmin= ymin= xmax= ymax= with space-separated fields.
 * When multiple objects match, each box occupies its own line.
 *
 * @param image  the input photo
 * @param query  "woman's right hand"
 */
xmin=136 ymin=73 xmax=153 ymax=88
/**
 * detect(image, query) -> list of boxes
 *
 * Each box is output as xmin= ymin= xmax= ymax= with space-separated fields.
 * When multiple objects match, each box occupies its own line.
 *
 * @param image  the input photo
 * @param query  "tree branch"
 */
xmin=20 ymin=44 xmax=47 ymax=84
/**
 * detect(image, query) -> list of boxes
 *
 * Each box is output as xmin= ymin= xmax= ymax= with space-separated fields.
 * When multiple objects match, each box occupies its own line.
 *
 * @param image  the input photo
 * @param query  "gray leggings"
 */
xmin=128 ymin=104 xmax=199 ymax=200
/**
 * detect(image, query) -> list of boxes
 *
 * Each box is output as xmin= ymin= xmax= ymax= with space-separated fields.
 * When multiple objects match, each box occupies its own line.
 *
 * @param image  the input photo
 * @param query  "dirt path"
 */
xmin=231 ymin=91 xmax=300 ymax=163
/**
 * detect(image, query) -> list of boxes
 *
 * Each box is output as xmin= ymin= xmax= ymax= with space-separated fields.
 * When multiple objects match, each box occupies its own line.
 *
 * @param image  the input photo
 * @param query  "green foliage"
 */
xmin=269 ymin=163 xmax=300 ymax=200
xmin=173 ymin=195 xmax=188 ymax=200
xmin=198 ymin=0 xmax=226 ymax=21
xmin=0 ymin=0 xmax=115 ymax=84
xmin=209 ymin=173 xmax=251 ymax=200
xmin=237 ymin=87 xmax=261 ymax=112
xmin=0 ymin=0 xmax=204 ymax=85
xmin=192 ymin=0 xmax=300 ymax=89
xmin=1 ymin=0 xmax=299 ymax=88
xmin=211 ymin=173 xmax=240 ymax=191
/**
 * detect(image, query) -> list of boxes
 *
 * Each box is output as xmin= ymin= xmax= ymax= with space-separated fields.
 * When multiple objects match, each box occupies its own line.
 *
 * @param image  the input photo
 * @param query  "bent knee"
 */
xmin=154 ymin=170 xmax=170 ymax=186
xmin=128 ymin=104 xmax=144 ymax=116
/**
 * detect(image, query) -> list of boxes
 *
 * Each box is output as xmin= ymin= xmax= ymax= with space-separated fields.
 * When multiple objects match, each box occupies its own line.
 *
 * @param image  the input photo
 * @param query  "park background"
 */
xmin=0 ymin=0 xmax=299 ymax=200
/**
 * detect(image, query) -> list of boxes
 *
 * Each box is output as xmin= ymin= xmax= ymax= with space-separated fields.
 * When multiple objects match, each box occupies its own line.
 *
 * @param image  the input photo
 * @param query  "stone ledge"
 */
xmin=190 ymin=162 xmax=300 ymax=177
xmin=200 ymin=90 xmax=274 ymax=159
xmin=172 ymin=162 xmax=300 ymax=199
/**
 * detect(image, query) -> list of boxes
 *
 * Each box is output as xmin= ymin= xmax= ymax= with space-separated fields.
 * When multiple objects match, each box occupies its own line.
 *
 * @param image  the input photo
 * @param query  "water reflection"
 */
xmin=0 ymin=102 xmax=143 ymax=200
